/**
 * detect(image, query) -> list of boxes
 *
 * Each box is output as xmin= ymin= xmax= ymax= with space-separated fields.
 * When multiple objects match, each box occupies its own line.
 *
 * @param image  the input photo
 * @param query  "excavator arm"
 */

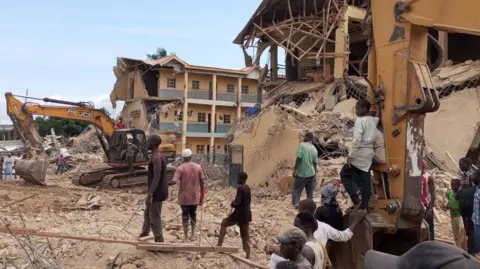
xmin=338 ymin=1 xmax=480 ymax=268
xmin=368 ymin=0 xmax=480 ymax=225
xmin=5 ymin=92 xmax=116 ymax=185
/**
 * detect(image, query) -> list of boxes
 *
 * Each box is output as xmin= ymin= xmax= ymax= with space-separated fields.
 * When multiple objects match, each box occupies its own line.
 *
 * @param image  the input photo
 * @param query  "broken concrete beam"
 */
xmin=324 ymin=95 xmax=338 ymax=110
xmin=226 ymin=253 xmax=268 ymax=269
xmin=137 ymin=243 xmax=238 ymax=253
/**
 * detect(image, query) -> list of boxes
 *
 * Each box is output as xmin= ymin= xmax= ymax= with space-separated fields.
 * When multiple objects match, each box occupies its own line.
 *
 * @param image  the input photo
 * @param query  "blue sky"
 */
xmin=0 ymin=0 xmax=262 ymax=124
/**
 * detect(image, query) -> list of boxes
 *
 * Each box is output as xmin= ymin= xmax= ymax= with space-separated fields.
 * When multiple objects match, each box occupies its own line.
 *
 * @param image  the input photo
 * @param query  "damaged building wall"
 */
xmin=233 ymin=109 xmax=301 ymax=185
xmin=120 ymin=100 xmax=149 ymax=131
xmin=425 ymin=88 xmax=480 ymax=171
xmin=159 ymin=69 xmax=185 ymax=90
xmin=110 ymin=67 xmax=150 ymax=108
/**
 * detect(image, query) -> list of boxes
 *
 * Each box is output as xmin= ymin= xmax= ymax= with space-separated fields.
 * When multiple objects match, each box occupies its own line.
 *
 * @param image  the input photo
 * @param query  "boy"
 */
xmin=340 ymin=99 xmax=378 ymax=210
xmin=292 ymin=132 xmax=318 ymax=208
xmin=447 ymin=179 xmax=466 ymax=249
xmin=421 ymin=160 xmax=436 ymax=240
xmin=217 ymin=172 xmax=251 ymax=258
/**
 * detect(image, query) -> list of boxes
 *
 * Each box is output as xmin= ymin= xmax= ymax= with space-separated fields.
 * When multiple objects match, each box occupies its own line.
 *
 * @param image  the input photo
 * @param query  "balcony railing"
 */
xmin=241 ymin=94 xmax=258 ymax=103
xmin=187 ymin=122 xmax=209 ymax=132
xmin=188 ymin=89 xmax=211 ymax=100
xmin=159 ymin=122 xmax=181 ymax=132
xmin=216 ymin=92 xmax=237 ymax=102
xmin=158 ymin=89 xmax=183 ymax=99
xmin=216 ymin=124 xmax=232 ymax=133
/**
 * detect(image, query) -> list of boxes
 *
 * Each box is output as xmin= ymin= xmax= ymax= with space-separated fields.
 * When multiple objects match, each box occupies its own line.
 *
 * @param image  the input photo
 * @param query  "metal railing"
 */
xmin=159 ymin=122 xmax=181 ymax=132
xmin=216 ymin=92 xmax=237 ymax=102
xmin=187 ymin=122 xmax=209 ymax=132
xmin=241 ymin=94 xmax=258 ymax=103
xmin=158 ymin=89 xmax=183 ymax=99
xmin=188 ymin=89 xmax=211 ymax=100
xmin=216 ymin=124 xmax=232 ymax=133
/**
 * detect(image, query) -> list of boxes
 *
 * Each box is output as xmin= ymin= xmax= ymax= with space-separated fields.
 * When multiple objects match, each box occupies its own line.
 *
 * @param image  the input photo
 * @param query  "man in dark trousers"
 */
xmin=458 ymin=159 xmax=478 ymax=254
xmin=139 ymin=134 xmax=168 ymax=242
xmin=340 ymin=99 xmax=378 ymax=210
xmin=217 ymin=172 xmax=251 ymax=258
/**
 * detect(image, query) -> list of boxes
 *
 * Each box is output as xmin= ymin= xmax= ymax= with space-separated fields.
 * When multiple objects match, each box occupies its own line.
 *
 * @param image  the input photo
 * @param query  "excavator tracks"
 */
xmin=73 ymin=167 xmax=176 ymax=189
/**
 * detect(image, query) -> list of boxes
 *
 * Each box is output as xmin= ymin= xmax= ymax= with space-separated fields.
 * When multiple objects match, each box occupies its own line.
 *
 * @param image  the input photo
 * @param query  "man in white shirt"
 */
xmin=298 ymin=199 xmax=366 ymax=246
xmin=340 ymin=99 xmax=378 ymax=210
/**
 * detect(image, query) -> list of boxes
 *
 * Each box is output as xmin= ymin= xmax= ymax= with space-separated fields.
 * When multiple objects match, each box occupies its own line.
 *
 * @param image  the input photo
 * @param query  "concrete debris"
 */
xmin=432 ymin=60 xmax=480 ymax=92
xmin=67 ymin=194 xmax=104 ymax=210
xmin=232 ymin=106 xmax=353 ymax=185
xmin=425 ymin=88 xmax=480 ymax=172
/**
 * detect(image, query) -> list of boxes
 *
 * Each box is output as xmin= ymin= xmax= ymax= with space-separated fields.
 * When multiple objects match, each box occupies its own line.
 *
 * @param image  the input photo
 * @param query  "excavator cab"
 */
xmin=108 ymin=129 xmax=149 ymax=165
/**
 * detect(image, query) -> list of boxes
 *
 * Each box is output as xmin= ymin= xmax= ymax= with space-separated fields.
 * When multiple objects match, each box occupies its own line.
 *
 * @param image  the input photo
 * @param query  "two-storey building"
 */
xmin=111 ymin=55 xmax=261 ymax=162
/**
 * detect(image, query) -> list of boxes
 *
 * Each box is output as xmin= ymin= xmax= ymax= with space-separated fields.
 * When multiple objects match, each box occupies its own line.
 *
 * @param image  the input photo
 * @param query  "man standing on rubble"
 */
xmin=116 ymin=117 xmax=126 ymax=129
xmin=340 ymin=99 xmax=378 ymax=210
xmin=169 ymin=148 xmax=205 ymax=242
xmin=139 ymin=134 xmax=168 ymax=242
xmin=292 ymin=132 xmax=318 ymax=208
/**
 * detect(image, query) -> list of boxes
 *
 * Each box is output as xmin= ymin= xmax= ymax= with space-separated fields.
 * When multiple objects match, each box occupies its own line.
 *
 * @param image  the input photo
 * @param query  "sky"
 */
xmin=0 ymin=0 xmax=263 ymax=124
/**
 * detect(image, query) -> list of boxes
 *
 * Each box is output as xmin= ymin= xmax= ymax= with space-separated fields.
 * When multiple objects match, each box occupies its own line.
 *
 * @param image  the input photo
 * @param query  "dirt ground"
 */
xmin=0 ymin=164 xmax=455 ymax=269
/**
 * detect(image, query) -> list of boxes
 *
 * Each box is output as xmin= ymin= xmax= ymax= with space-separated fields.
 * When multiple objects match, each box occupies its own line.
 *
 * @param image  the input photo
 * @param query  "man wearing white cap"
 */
xmin=169 ymin=148 xmax=205 ymax=241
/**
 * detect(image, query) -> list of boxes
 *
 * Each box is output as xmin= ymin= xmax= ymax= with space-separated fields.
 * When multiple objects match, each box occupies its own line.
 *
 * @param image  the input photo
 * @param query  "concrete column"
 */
xmin=334 ymin=9 xmax=349 ymax=80
xmin=270 ymin=44 xmax=278 ymax=81
xmin=181 ymin=71 xmax=189 ymax=151
xmin=237 ymin=77 xmax=242 ymax=122
xmin=438 ymin=31 xmax=448 ymax=65
xmin=210 ymin=74 xmax=217 ymax=162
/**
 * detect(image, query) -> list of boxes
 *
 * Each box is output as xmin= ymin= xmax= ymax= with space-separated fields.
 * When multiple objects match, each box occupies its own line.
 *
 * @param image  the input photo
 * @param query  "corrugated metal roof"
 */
xmin=117 ymin=55 xmax=258 ymax=76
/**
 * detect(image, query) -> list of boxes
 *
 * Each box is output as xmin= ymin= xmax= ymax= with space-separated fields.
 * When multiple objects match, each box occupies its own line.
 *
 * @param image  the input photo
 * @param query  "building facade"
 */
xmin=111 ymin=55 xmax=261 ymax=162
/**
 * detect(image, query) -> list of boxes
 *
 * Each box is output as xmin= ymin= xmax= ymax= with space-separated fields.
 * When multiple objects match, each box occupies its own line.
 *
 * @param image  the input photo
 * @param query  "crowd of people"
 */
xmin=138 ymin=98 xmax=480 ymax=269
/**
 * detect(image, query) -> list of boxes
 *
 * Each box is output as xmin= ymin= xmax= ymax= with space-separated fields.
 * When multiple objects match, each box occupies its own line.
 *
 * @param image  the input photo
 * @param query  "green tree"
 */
xmin=146 ymin=47 xmax=175 ymax=60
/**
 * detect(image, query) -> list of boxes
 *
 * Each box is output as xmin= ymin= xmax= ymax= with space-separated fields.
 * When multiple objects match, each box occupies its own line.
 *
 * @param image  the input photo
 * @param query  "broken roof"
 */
xmin=233 ymin=0 xmax=331 ymax=45
xmin=117 ymin=55 xmax=259 ymax=77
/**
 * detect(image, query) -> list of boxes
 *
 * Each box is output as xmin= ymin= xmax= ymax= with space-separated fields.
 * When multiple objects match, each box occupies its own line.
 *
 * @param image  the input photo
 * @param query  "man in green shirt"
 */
xmin=292 ymin=132 xmax=318 ymax=208
xmin=447 ymin=178 xmax=466 ymax=250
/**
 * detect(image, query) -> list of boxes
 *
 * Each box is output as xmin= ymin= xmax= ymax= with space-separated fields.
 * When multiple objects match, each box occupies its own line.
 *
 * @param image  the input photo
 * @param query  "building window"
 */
xmin=174 ymin=111 xmax=183 ymax=121
xmin=223 ymin=114 xmax=231 ymax=124
xmin=224 ymin=145 xmax=229 ymax=153
xmin=167 ymin=78 xmax=176 ymax=88
xmin=198 ymin=112 xmax=206 ymax=122
xmin=192 ymin=80 xmax=200 ymax=90
xmin=227 ymin=84 xmax=235 ymax=93
xmin=196 ymin=145 xmax=205 ymax=154
xmin=241 ymin=85 xmax=249 ymax=94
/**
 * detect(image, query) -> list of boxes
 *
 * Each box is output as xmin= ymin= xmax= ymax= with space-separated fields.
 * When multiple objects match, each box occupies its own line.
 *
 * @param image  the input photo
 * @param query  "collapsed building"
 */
xmin=230 ymin=0 xmax=480 ymax=185
xmin=110 ymin=56 xmax=261 ymax=162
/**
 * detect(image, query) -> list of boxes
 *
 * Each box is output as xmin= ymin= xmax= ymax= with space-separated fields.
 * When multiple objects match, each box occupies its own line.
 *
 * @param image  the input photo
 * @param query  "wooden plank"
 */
xmin=226 ymin=253 xmax=268 ymax=269
xmin=137 ymin=243 xmax=238 ymax=253
xmin=0 ymin=226 xmax=192 ymax=247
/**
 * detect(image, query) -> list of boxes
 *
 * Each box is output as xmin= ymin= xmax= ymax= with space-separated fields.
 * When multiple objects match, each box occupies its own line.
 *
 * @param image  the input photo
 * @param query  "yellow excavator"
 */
xmin=5 ymin=92 xmax=177 ymax=188
xmin=332 ymin=0 xmax=480 ymax=268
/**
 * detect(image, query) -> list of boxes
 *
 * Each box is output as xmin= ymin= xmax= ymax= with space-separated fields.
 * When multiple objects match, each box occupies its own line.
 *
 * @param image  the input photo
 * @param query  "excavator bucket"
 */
xmin=15 ymin=157 xmax=49 ymax=185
